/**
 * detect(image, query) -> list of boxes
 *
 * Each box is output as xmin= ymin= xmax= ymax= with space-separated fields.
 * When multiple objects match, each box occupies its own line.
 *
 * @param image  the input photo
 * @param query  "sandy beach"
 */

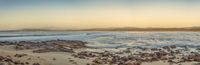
xmin=0 ymin=40 xmax=199 ymax=65
xmin=0 ymin=45 xmax=91 ymax=65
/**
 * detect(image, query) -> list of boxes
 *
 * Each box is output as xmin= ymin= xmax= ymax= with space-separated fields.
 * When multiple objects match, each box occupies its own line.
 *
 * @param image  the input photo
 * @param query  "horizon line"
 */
xmin=1 ymin=26 xmax=200 ymax=32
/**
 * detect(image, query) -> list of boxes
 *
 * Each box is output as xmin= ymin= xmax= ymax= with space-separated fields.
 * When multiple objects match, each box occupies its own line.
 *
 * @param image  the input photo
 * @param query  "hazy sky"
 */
xmin=0 ymin=0 xmax=200 ymax=30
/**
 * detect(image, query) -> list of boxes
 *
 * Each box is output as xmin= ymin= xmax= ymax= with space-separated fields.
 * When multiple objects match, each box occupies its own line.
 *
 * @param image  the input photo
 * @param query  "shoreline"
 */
xmin=0 ymin=40 xmax=199 ymax=65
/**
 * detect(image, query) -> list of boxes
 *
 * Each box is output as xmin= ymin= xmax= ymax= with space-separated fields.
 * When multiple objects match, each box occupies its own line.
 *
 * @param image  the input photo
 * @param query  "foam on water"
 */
xmin=0 ymin=31 xmax=200 ymax=48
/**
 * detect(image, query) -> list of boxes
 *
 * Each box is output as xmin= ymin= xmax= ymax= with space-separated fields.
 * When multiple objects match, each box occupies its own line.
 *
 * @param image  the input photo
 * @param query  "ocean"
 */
xmin=0 ymin=31 xmax=200 ymax=48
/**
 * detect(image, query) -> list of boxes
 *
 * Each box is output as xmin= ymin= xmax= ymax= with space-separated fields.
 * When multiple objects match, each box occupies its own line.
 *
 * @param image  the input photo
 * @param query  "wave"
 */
xmin=0 ymin=31 xmax=200 ymax=48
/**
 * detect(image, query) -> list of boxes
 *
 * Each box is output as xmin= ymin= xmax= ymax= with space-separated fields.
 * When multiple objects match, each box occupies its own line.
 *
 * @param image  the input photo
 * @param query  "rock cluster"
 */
xmin=0 ymin=55 xmax=40 ymax=65
xmin=0 ymin=40 xmax=88 ymax=53
xmin=72 ymin=45 xmax=200 ymax=65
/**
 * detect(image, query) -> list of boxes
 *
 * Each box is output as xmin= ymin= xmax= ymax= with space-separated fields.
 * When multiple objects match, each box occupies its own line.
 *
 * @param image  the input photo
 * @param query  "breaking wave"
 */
xmin=0 ymin=31 xmax=200 ymax=48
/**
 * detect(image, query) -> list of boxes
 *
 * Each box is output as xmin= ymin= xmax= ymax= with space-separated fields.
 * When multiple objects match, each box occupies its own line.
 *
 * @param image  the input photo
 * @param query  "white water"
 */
xmin=0 ymin=31 xmax=200 ymax=48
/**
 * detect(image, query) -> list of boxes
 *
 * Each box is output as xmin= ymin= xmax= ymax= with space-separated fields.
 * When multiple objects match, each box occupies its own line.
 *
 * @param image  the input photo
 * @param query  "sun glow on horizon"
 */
xmin=0 ymin=0 xmax=200 ymax=30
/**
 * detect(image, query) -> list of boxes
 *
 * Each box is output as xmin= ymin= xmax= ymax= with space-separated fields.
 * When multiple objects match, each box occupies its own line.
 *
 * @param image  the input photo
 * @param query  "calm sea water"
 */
xmin=0 ymin=31 xmax=200 ymax=48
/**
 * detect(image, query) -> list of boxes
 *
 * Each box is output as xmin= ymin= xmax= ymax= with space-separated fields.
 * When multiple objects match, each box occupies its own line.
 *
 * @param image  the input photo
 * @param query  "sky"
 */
xmin=0 ymin=0 xmax=200 ymax=30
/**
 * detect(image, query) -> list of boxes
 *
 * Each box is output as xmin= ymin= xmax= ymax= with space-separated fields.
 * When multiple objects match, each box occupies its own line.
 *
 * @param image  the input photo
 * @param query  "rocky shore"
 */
xmin=0 ymin=40 xmax=200 ymax=65
xmin=0 ymin=40 xmax=87 ymax=53
xmin=72 ymin=45 xmax=200 ymax=65
xmin=0 ymin=40 xmax=88 ymax=65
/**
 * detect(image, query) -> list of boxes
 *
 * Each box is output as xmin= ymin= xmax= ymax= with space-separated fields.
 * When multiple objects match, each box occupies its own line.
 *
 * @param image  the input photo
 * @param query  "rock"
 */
xmin=163 ymin=46 xmax=170 ymax=50
xmin=13 ymin=61 xmax=21 ymax=65
xmin=53 ymin=58 xmax=56 ymax=61
xmin=33 ymin=63 xmax=40 ymax=65
xmin=0 ymin=63 xmax=5 ymax=65
xmin=193 ymin=63 xmax=200 ymax=65
xmin=170 ymin=45 xmax=176 ymax=49
xmin=93 ymin=58 xmax=103 ymax=64
xmin=193 ymin=57 xmax=200 ymax=62
xmin=33 ymin=49 xmax=51 ymax=53
xmin=86 ymin=63 xmax=90 ymax=65
xmin=124 ymin=48 xmax=131 ymax=53
xmin=58 ymin=47 xmax=74 ymax=53
xmin=27 ymin=58 xmax=31 ymax=60
xmin=25 ymin=62 xmax=29 ymax=65
xmin=14 ymin=54 xmax=28 ymax=58
xmin=69 ymin=60 xmax=74 ymax=62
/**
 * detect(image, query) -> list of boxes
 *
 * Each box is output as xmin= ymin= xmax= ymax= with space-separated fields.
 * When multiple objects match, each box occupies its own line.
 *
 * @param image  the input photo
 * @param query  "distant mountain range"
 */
xmin=77 ymin=27 xmax=200 ymax=31
xmin=1 ymin=27 xmax=200 ymax=32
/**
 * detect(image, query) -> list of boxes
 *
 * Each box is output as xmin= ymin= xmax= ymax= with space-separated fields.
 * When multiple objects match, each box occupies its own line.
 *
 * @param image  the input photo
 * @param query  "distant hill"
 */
xmin=77 ymin=27 xmax=200 ymax=31
xmin=1 ymin=27 xmax=200 ymax=32
xmin=0 ymin=29 xmax=67 ymax=32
